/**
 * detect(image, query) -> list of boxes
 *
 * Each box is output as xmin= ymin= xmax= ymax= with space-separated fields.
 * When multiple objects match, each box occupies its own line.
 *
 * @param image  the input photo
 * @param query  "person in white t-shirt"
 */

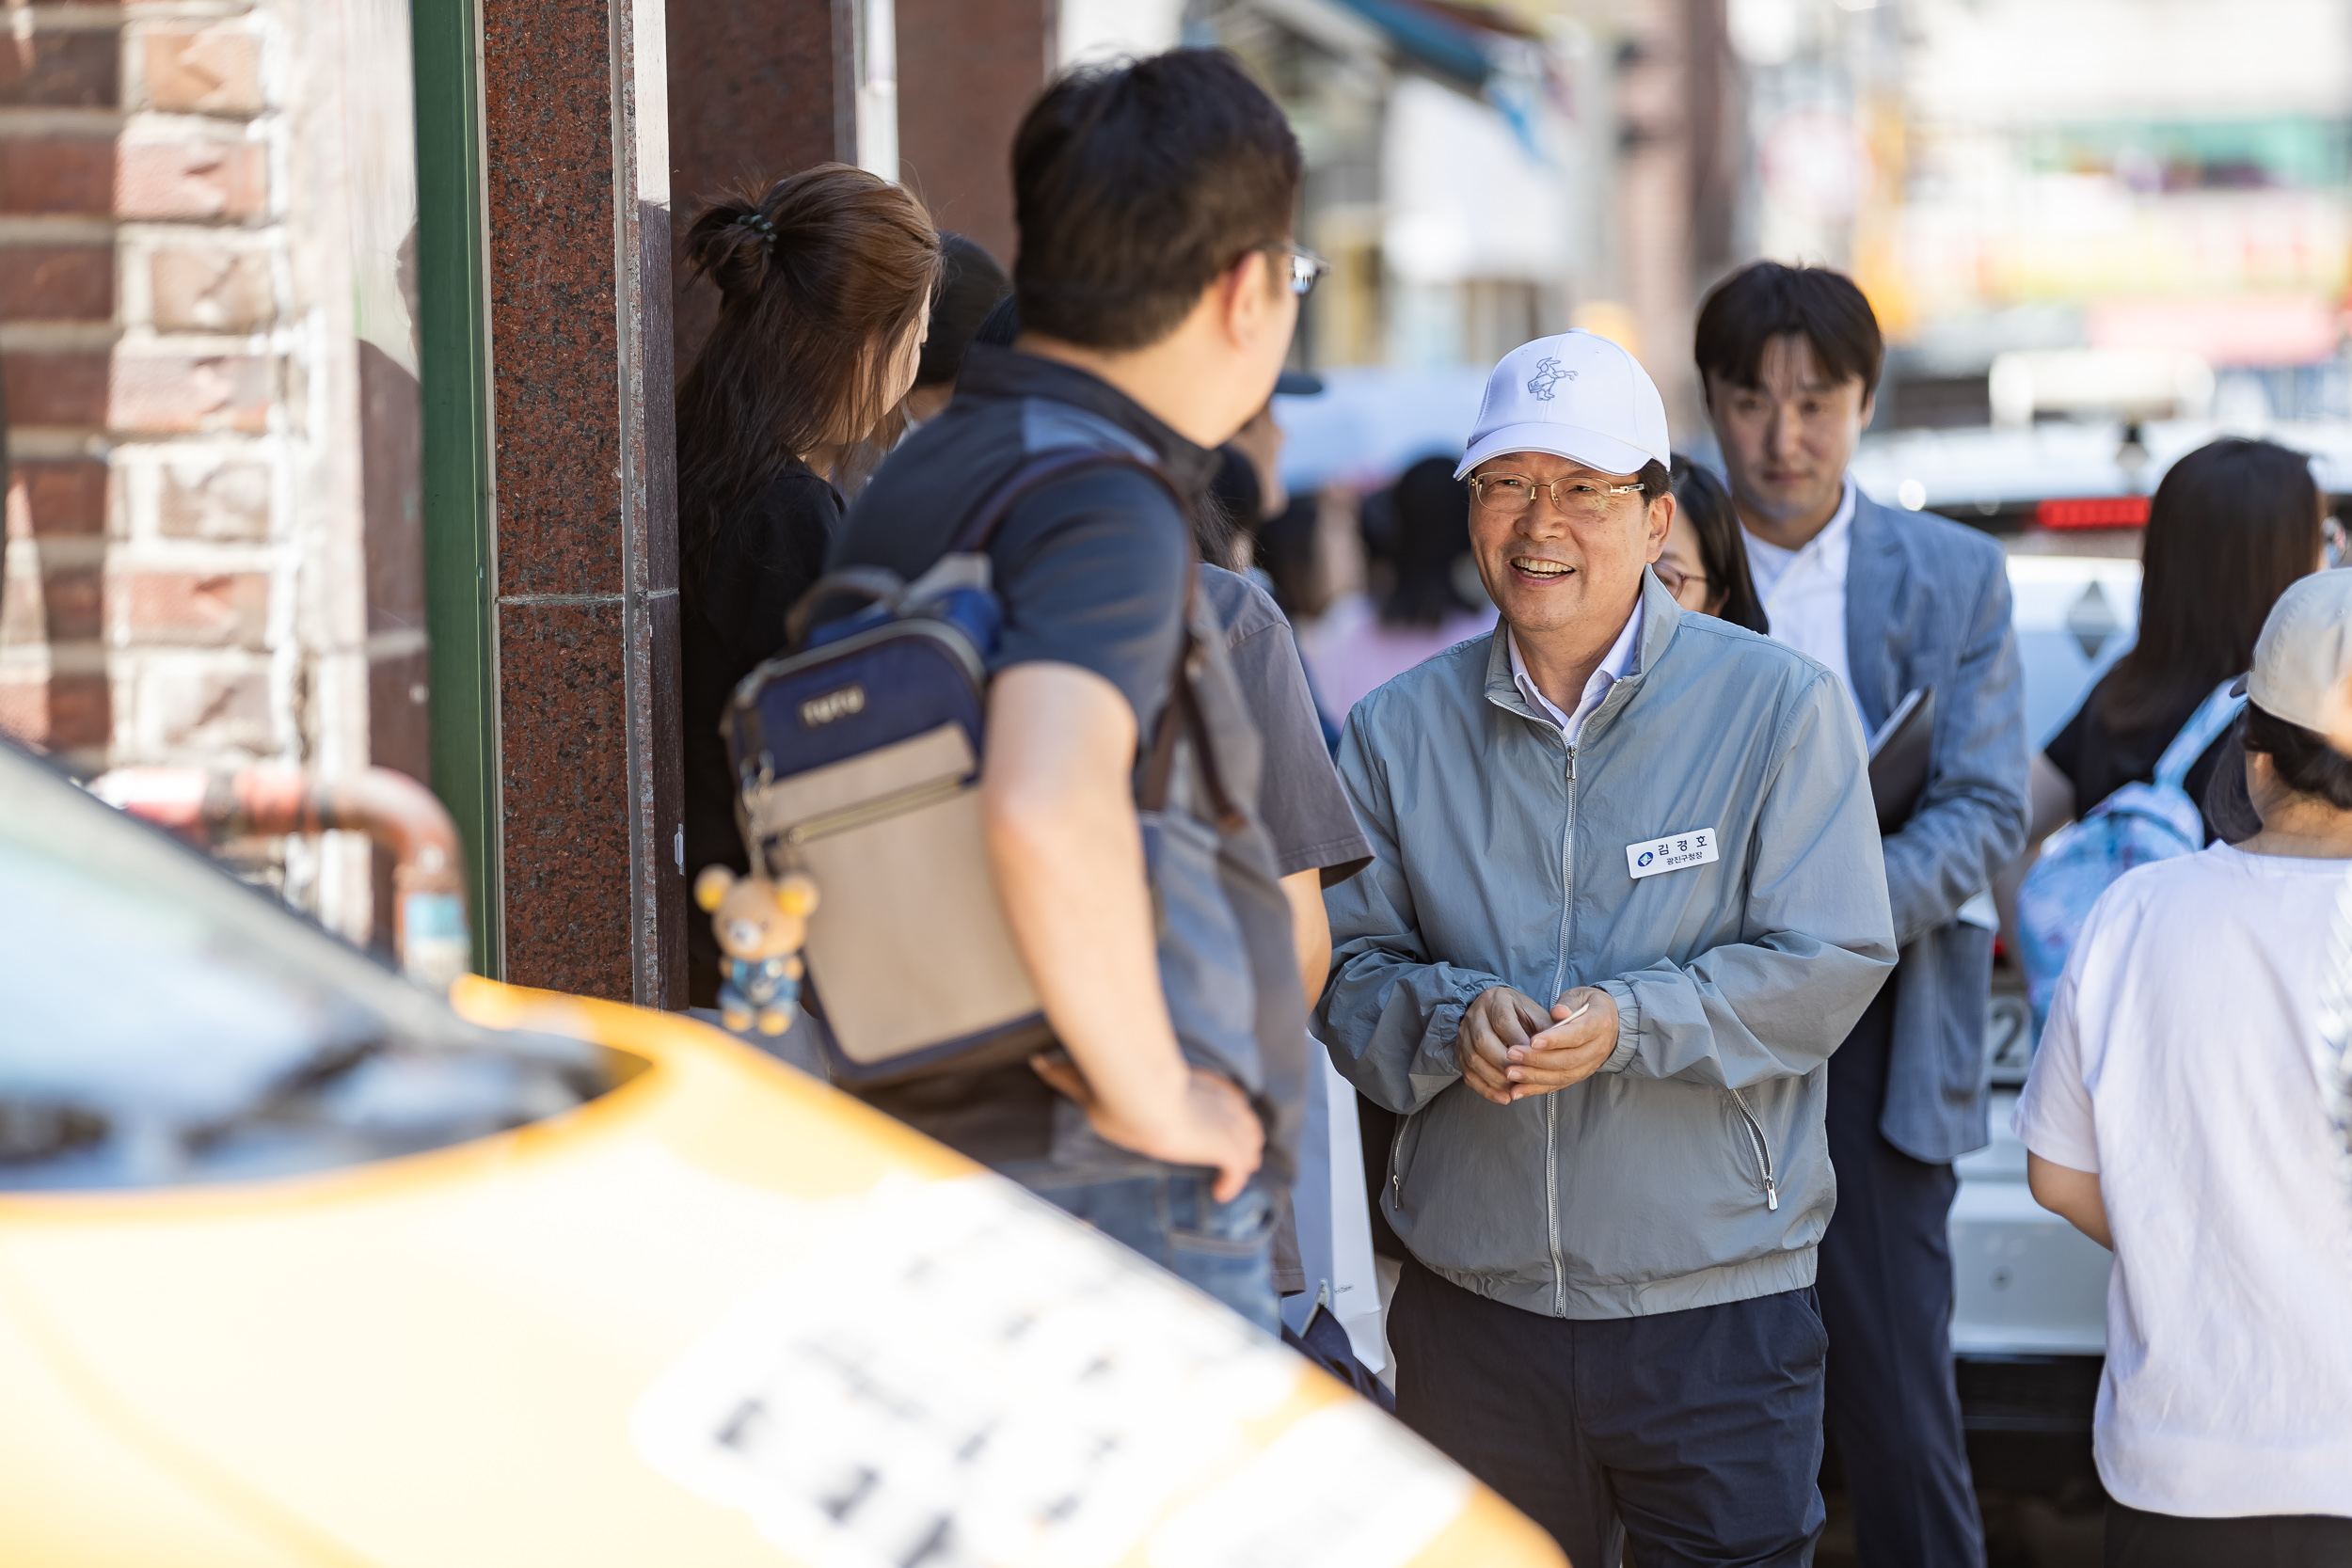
xmin=2016 ymin=568 xmax=2352 ymax=1567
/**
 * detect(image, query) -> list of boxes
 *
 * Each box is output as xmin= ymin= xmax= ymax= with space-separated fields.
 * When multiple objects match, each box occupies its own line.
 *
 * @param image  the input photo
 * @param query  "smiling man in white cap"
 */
xmin=1316 ymin=329 xmax=1898 ymax=1566
xmin=2017 ymin=567 xmax=2352 ymax=1566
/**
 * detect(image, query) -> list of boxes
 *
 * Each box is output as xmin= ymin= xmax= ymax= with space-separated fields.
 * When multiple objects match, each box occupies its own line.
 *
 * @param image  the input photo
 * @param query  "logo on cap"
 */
xmin=1527 ymin=356 xmax=1576 ymax=402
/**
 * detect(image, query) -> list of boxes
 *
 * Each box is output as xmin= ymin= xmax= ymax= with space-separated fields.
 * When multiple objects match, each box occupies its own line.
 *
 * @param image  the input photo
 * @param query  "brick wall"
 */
xmin=0 ymin=0 xmax=423 ymax=945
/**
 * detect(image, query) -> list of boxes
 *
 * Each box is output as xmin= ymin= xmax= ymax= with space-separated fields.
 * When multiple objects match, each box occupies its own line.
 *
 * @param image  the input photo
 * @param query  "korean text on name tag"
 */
xmin=1627 ymin=827 xmax=1720 ymax=880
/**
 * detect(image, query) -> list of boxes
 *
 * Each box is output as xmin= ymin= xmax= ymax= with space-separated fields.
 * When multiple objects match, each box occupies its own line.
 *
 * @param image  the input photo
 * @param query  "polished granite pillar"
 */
xmin=480 ymin=0 xmax=681 ymax=1004
xmin=896 ymin=0 xmax=1054 ymax=269
xmin=664 ymin=0 xmax=849 ymax=376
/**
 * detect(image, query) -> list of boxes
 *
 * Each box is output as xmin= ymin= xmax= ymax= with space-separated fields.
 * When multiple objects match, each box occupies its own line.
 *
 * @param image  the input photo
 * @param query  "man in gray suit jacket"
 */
xmin=1697 ymin=262 xmax=2029 ymax=1568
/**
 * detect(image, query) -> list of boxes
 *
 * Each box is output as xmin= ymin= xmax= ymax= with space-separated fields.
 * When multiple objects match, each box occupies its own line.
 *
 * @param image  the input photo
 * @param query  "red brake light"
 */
xmin=2036 ymin=495 xmax=2150 ymax=530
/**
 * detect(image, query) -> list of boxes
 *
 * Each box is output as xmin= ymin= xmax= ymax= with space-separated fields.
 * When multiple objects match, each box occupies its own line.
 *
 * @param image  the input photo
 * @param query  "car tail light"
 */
xmin=2036 ymin=495 xmax=2150 ymax=530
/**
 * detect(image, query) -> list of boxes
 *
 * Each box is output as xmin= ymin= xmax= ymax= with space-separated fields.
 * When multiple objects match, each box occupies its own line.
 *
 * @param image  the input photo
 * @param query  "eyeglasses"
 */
xmin=1468 ymin=472 xmax=1648 ymax=519
xmin=1264 ymin=243 xmax=1330 ymax=298
xmin=1652 ymin=562 xmax=1708 ymax=597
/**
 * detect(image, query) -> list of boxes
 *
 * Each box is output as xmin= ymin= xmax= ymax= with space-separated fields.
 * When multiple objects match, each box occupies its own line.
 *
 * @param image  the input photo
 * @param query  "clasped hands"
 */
xmin=1455 ymin=984 xmax=1618 ymax=1105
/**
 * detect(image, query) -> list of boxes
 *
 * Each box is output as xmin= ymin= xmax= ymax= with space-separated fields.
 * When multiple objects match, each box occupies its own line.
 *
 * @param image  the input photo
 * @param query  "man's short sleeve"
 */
xmin=989 ymin=468 xmax=1189 ymax=726
xmin=2012 ymin=974 xmax=2100 ymax=1173
xmin=1216 ymin=581 xmax=1371 ymax=882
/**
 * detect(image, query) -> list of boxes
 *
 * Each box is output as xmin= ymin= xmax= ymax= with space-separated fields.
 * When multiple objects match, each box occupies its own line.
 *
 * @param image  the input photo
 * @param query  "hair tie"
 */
xmin=739 ymin=212 xmax=778 ymax=245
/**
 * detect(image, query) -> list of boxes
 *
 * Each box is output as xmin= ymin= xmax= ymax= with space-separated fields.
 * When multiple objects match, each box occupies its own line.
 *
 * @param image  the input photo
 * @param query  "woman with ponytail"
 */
xmin=677 ymin=163 xmax=939 ymax=1006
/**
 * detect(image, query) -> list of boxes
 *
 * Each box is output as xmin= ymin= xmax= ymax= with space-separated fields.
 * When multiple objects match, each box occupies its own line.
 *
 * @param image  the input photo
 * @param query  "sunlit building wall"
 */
xmin=1734 ymin=0 xmax=2352 ymax=427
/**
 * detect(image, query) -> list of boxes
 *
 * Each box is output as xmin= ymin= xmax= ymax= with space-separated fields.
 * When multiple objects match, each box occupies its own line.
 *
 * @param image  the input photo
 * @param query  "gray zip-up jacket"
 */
xmin=1317 ymin=573 xmax=1897 ymax=1319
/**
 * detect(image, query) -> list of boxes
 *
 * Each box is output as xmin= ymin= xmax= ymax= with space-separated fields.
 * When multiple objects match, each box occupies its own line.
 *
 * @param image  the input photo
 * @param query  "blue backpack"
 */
xmin=716 ymin=450 xmax=1177 ymax=1085
xmin=2015 ymin=679 xmax=2244 ymax=1036
xmin=718 ymin=448 xmax=1292 ymax=1107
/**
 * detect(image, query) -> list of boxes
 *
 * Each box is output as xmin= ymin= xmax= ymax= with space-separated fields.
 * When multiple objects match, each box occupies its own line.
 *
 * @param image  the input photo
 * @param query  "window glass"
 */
xmin=0 ymin=745 xmax=603 ymax=1190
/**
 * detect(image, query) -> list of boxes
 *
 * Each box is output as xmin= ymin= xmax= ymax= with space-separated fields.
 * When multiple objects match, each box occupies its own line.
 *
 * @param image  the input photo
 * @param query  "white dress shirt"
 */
xmin=1743 ymin=480 xmax=1858 ymax=718
xmin=1507 ymin=595 xmax=1644 ymax=744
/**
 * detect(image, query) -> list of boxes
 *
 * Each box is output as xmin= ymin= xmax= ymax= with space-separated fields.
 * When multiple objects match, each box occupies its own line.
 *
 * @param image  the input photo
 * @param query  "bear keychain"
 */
xmin=693 ymin=865 xmax=820 ymax=1036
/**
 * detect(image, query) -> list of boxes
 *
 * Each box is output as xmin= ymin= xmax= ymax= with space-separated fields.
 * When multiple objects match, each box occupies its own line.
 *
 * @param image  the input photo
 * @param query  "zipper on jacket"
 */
xmin=1728 ymin=1087 xmax=1781 ymax=1212
xmin=1545 ymin=744 xmax=1577 ymax=1315
xmin=1389 ymin=1114 xmax=1408 ymax=1204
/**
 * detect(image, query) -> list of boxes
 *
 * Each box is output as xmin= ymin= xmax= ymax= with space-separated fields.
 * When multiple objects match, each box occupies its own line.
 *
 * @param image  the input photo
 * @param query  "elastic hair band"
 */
xmin=739 ymin=212 xmax=778 ymax=244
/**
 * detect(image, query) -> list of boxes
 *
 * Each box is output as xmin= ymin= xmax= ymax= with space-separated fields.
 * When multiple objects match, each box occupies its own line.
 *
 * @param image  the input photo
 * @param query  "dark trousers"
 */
xmin=1389 ymin=1254 xmax=1828 ymax=1567
xmin=2106 ymin=1501 xmax=2352 ymax=1566
xmin=1818 ymin=979 xmax=1985 ymax=1567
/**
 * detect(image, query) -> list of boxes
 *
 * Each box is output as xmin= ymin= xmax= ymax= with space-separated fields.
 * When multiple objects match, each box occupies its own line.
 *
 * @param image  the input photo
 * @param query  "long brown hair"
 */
xmin=2102 ymin=437 xmax=2320 ymax=730
xmin=676 ymin=164 xmax=939 ymax=569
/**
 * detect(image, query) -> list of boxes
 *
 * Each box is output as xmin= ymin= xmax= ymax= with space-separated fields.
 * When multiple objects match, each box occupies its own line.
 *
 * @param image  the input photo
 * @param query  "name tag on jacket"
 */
xmin=1627 ymin=828 xmax=1720 ymax=879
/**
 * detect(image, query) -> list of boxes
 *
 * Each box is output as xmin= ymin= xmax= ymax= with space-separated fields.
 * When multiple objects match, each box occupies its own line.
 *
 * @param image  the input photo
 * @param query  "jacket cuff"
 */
xmin=1596 ymin=980 xmax=1641 ymax=1074
xmin=1416 ymin=973 xmax=1497 ymax=1080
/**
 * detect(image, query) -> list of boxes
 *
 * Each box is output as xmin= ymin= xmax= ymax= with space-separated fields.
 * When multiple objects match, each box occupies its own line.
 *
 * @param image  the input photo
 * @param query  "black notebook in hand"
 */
xmin=1867 ymin=688 xmax=1934 ymax=836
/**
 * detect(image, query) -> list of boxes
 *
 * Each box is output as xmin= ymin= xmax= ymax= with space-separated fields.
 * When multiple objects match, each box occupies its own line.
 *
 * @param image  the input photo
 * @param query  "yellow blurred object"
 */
xmin=1571 ymin=299 xmax=1642 ymax=361
xmin=0 ymin=977 xmax=1565 ymax=1568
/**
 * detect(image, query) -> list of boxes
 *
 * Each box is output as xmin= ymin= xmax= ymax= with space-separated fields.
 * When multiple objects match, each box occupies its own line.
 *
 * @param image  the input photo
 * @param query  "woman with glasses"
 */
xmin=1660 ymin=456 xmax=1771 ymax=634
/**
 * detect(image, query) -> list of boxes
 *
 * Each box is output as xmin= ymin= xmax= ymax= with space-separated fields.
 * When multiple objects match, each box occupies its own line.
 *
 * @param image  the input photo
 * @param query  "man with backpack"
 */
xmin=2017 ymin=569 xmax=2352 ymax=1565
xmin=1697 ymin=262 xmax=2030 ymax=1568
xmin=815 ymin=51 xmax=1317 ymax=1331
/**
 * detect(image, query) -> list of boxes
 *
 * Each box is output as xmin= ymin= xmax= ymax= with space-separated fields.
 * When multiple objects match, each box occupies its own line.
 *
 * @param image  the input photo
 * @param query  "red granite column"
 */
xmin=664 ymin=0 xmax=852 ymax=375
xmin=480 ymin=0 xmax=682 ymax=1004
xmin=895 ymin=0 xmax=1054 ymax=267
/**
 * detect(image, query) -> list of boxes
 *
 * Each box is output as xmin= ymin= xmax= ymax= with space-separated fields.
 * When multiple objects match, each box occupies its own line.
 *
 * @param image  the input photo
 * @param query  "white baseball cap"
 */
xmin=2241 ymin=569 xmax=2352 ymax=733
xmin=1454 ymin=330 xmax=1673 ymax=482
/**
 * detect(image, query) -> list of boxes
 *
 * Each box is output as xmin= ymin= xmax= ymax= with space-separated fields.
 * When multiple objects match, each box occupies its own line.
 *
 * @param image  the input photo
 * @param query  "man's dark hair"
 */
xmin=971 ymin=292 xmax=1022 ymax=350
xmin=915 ymin=232 xmax=1010 ymax=388
xmin=1011 ymin=50 xmax=1302 ymax=352
xmin=1200 ymin=445 xmax=1257 ymax=568
xmin=1694 ymin=261 xmax=1884 ymax=401
xmin=2242 ymin=701 xmax=2352 ymax=811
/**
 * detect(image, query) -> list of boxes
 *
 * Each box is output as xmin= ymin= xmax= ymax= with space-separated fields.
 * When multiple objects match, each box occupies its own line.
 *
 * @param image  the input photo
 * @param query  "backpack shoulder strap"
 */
xmin=787 ymin=446 xmax=1181 ymax=652
xmin=780 ymin=565 xmax=909 ymax=652
xmin=953 ymin=449 xmax=1237 ymax=829
xmin=945 ymin=446 xmax=1182 ymax=554
xmin=2153 ymin=678 xmax=2246 ymax=788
